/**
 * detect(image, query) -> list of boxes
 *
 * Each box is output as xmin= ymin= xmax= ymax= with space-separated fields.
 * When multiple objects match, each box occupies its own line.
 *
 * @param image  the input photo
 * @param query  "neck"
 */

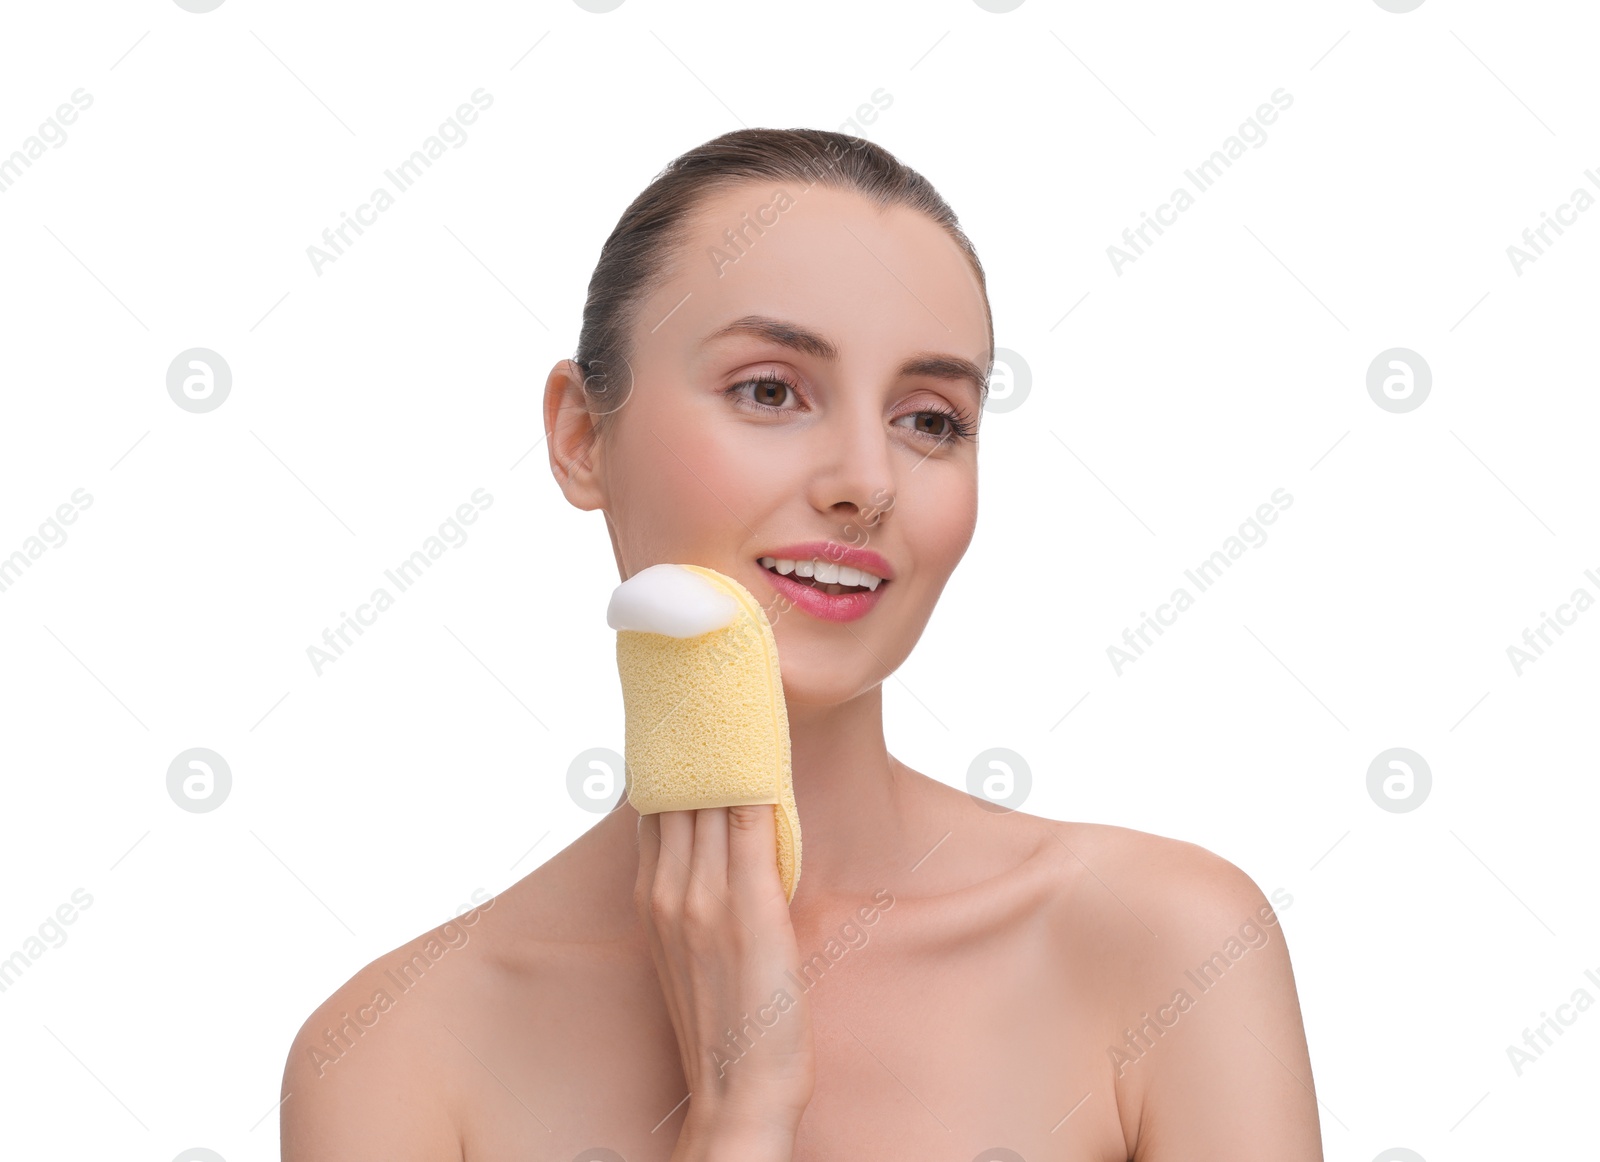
xmin=782 ymin=683 xmax=913 ymax=897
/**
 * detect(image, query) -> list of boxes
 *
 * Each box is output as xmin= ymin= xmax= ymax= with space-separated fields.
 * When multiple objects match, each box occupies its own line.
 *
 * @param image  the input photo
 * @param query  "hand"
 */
xmin=636 ymin=804 xmax=816 ymax=1141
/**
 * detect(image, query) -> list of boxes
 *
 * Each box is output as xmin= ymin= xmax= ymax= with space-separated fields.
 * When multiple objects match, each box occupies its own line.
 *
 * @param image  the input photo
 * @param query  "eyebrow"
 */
xmin=699 ymin=314 xmax=989 ymax=401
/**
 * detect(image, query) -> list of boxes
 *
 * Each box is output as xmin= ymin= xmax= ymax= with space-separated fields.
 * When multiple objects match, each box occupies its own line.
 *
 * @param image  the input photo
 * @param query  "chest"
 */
xmin=456 ymin=914 xmax=1129 ymax=1162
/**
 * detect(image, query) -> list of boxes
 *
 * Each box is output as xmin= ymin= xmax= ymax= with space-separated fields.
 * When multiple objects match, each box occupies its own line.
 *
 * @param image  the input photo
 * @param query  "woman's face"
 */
xmin=562 ymin=180 xmax=989 ymax=707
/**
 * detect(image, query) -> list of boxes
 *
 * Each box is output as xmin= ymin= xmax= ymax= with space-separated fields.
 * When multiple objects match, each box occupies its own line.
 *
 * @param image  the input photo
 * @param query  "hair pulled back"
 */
xmin=571 ymin=128 xmax=993 ymax=433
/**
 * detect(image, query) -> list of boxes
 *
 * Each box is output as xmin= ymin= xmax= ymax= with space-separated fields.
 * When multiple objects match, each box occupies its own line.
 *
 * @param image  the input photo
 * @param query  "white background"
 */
xmin=1 ymin=0 xmax=1596 ymax=1157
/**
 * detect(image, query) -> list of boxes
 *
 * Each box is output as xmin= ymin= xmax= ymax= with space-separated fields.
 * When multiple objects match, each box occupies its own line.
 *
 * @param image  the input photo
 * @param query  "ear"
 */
xmin=544 ymin=359 xmax=606 ymax=511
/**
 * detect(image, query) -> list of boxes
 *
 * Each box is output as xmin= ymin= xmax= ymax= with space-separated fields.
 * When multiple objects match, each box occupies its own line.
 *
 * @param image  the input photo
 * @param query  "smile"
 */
xmin=759 ymin=555 xmax=883 ymax=593
xmin=753 ymin=544 xmax=893 ymax=624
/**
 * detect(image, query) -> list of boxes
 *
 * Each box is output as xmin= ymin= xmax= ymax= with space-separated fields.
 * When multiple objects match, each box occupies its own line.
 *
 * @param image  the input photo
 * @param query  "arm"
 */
xmin=1116 ymin=847 xmax=1323 ymax=1161
xmin=670 ymin=1120 xmax=798 ymax=1162
xmin=279 ymin=965 xmax=461 ymax=1162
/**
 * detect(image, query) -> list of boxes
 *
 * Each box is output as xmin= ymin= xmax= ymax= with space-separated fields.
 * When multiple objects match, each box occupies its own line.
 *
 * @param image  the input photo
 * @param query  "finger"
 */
xmin=633 ymin=815 xmax=689 ymax=1067
xmin=725 ymin=803 xmax=780 ymax=903
xmin=634 ymin=813 xmax=664 ymax=923
xmin=688 ymin=806 xmax=730 ymax=901
xmin=654 ymin=809 xmax=695 ymax=904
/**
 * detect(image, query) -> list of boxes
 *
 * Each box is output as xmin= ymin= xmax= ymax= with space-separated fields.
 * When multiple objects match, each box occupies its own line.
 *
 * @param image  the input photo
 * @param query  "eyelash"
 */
xmin=725 ymin=373 xmax=978 ymax=444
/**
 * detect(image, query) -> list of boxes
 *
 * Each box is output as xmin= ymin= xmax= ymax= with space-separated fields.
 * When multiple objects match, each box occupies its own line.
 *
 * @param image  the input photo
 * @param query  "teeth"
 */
xmin=759 ymin=555 xmax=887 ymax=590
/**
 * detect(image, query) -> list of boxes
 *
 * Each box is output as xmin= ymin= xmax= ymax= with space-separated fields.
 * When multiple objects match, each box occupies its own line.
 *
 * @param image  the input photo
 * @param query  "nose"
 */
xmin=805 ymin=394 xmax=896 ymax=540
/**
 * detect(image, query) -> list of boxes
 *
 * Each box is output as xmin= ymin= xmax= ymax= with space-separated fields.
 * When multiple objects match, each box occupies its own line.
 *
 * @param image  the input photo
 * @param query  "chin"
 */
xmin=777 ymin=664 xmax=884 ymax=709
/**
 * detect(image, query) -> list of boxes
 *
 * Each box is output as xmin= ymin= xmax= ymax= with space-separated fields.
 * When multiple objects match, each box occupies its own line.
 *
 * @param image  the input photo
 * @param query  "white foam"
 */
xmin=606 ymin=563 xmax=740 ymax=637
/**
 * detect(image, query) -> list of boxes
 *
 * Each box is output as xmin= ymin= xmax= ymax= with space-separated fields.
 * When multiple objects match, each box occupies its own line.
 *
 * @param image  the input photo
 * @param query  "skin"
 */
xmin=280 ymin=180 xmax=1324 ymax=1161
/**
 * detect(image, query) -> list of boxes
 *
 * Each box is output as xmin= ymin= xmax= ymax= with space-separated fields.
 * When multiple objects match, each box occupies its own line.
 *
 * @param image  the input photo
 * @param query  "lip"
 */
xmin=756 ymin=564 xmax=888 ymax=623
xmin=753 ymin=542 xmax=894 ymax=625
xmin=757 ymin=542 xmax=895 ymax=582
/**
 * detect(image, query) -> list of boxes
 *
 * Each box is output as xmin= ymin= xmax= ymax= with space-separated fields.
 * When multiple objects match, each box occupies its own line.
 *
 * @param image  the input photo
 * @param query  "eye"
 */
xmin=726 ymin=375 xmax=977 ymax=444
xmin=901 ymin=412 xmax=952 ymax=439
xmin=893 ymin=408 xmax=977 ymax=443
xmin=726 ymin=373 xmax=803 ymax=411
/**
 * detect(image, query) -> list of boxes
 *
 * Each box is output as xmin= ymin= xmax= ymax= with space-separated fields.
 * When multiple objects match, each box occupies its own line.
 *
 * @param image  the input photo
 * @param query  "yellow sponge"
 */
xmin=609 ymin=564 xmax=800 ymax=902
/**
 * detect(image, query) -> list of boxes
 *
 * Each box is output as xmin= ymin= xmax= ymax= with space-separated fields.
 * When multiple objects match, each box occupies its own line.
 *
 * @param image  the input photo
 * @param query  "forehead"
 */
xmin=638 ymin=181 xmax=990 ymax=373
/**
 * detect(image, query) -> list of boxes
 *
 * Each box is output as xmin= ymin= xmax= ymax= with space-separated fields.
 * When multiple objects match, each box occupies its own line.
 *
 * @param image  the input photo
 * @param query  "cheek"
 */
xmin=905 ymin=472 xmax=977 ymax=565
xmin=694 ymin=425 xmax=779 ymax=497
xmin=615 ymin=404 xmax=772 ymax=532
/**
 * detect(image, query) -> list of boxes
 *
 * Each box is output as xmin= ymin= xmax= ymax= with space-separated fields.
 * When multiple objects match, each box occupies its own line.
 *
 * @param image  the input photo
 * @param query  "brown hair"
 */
xmin=571 ymin=127 xmax=993 ymax=436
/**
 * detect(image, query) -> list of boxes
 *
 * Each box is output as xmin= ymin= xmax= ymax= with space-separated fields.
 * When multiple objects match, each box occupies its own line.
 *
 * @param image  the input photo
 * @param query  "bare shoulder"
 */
xmin=277 ymin=813 xmax=641 ymax=1161
xmin=1042 ymin=818 xmax=1296 ymax=1013
xmin=1044 ymin=820 xmax=1321 ymax=1160
xmin=278 ymin=902 xmax=504 ymax=1161
xmin=1045 ymin=819 xmax=1286 ymax=929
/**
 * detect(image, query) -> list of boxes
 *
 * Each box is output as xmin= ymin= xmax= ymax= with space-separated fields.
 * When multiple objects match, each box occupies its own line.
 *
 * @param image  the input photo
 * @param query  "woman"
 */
xmin=281 ymin=128 xmax=1324 ymax=1161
